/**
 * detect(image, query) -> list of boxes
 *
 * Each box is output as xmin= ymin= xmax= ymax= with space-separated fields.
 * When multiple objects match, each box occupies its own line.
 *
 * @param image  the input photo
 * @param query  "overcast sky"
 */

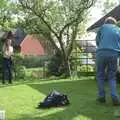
xmin=82 ymin=0 xmax=120 ymax=41
xmin=88 ymin=0 xmax=120 ymax=27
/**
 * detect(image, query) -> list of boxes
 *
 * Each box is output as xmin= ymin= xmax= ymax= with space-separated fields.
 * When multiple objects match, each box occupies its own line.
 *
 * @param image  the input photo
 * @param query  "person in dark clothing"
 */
xmin=2 ymin=31 xmax=14 ymax=84
xmin=96 ymin=17 xmax=120 ymax=105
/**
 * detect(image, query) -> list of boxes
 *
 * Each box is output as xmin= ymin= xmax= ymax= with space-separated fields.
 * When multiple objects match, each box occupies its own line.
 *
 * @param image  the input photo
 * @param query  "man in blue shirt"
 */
xmin=96 ymin=17 xmax=120 ymax=105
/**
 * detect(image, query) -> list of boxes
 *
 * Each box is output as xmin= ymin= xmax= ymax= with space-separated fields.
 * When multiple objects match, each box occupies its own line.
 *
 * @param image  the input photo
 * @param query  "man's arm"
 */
xmin=96 ymin=28 xmax=102 ymax=47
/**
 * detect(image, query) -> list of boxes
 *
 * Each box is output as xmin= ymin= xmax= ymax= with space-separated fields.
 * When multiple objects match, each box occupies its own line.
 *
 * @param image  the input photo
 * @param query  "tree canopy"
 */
xmin=0 ymin=0 xmax=18 ymax=30
xmin=17 ymin=0 xmax=95 ymax=75
xmin=18 ymin=0 xmax=95 ymax=55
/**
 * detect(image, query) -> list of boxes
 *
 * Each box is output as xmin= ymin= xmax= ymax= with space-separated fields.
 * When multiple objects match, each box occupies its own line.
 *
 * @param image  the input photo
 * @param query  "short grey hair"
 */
xmin=104 ymin=17 xmax=117 ymax=24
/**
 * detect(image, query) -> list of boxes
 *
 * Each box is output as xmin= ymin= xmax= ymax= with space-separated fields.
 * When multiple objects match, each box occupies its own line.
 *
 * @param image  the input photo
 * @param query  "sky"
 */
xmin=88 ymin=0 xmax=119 ymax=28
xmin=81 ymin=0 xmax=120 ymax=41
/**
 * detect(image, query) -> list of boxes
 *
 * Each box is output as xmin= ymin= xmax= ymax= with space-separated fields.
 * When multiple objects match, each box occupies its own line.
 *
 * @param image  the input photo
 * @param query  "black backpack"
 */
xmin=38 ymin=91 xmax=70 ymax=108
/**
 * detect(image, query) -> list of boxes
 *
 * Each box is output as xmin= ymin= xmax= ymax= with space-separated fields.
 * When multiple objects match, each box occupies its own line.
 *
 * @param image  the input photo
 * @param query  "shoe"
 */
xmin=2 ymin=81 xmax=5 ymax=84
xmin=112 ymin=96 xmax=120 ymax=106
xmin=8 ymin=81 xmax=12 ymax=84
xmin=96 ymin=97 xmax=106 ymax=103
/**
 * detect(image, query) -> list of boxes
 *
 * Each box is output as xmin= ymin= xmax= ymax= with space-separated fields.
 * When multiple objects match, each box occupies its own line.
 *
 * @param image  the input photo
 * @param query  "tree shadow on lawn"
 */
xmin=15 ymin=79 xmax=119 ymax=120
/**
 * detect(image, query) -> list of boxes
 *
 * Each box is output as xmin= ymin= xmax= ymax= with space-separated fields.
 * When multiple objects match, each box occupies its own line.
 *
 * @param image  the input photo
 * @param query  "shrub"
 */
xmin=12 ymin=53 xmax=26 ymax=79
xmin=47 ymin=52 xmax=63 ymax=76
xmin=78 ymin=65 xmax=94 ymax=72
xmin=23 ymin=55 xmax=51 ymax=68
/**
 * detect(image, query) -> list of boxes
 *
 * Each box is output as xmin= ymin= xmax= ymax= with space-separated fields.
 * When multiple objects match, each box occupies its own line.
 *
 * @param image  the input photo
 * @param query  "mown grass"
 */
xmin=0 ymin=76 xmax=120 ymax=120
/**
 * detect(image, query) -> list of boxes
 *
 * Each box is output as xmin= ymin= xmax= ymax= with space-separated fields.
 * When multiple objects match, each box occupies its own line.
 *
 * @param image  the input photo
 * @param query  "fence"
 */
xmin=70 ymin=39 xmax=96 ymax=76
xmin=41 ymin=39 xmax=96 ymax=78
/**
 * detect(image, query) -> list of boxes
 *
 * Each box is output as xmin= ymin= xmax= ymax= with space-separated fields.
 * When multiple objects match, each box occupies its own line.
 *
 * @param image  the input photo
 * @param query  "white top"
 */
xmin=3 ymin=45 xmax=13 ymax=58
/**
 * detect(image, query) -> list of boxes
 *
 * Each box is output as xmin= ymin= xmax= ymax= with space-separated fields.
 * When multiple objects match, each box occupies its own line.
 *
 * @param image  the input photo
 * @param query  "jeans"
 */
xmin=96 ymin=54 xmax=118 ymax=98
xmin=2 ymin=58 xmax=12 ymax=83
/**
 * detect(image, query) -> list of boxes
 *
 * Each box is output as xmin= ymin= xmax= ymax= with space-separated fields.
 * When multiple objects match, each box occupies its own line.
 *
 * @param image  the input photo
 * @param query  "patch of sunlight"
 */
xmin=72 ymin=114 xmax=92 ymax=120
xmin=39 ymin=108 xmax=66 ymax=118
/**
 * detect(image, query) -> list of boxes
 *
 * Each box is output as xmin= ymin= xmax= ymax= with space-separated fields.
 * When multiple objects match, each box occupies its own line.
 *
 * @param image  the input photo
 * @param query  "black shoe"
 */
xmin=112 ymin=97 xmax=120 ymax=106
xmin=2 ymin=81 xmax=5 ymax=84
xmin=96 ymin=97 xmax=106 ymax=103
xmin=8 ymin=81 xmax=12 ymax=84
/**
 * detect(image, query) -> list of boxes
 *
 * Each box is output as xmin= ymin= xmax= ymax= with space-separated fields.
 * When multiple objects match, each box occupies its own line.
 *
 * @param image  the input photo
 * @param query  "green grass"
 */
xmin=0 ymin=77 xmax=120 ymax=120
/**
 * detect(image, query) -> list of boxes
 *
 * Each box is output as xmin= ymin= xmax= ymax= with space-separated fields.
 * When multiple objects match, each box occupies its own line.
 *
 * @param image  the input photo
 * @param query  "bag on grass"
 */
xmin=38 ymin=90 xmax=70 ymax=108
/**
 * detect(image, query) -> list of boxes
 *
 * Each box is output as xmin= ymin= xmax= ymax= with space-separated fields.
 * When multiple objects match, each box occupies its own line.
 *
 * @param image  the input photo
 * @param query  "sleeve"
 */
xmin=96 ymin=28 xmax=102 ymax=47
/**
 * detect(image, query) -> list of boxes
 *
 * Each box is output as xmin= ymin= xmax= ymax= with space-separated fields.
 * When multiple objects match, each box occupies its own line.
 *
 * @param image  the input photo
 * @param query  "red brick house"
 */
xmin=20 ymin=35 xmax=45 ymax=56
xmin=0 ymin=28 xmax=55 ymax=56
xmin=13 ymin=28 xmax=52 ymax=56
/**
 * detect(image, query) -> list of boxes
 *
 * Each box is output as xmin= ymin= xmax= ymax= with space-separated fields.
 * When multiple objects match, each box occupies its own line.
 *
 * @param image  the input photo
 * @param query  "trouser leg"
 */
xmin=8 ymin=59 xmax=12 ymax=83
xmin=108 ymin=57 xmax=118 ymax=98
xmin=2 ymin=59 xmax=8 ymax=83
xmin=96 ymin=56 xmax=106 ymax=97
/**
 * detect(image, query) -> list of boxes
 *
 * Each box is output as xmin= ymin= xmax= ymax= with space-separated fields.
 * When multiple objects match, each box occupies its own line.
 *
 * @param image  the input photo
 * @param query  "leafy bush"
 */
xmin=12 ymin=53 xmax=26 ymax=79
xmin=23 ymin=55 xmax=51 ymax=68
xmin=78 ymin=65 xmax=95 ymax=72
xmin=47 ymin=52 xmax=63 ymax=76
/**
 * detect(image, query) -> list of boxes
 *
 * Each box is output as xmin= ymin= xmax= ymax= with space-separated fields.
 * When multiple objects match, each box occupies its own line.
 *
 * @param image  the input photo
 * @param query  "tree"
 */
xmin=0 ymin=0 xmax=18 ymax=30
xmin=102 ymin=0 xmax=117 ymax=15
xmin=94 ymin=0 xmax=118 ymax=16
xmin=18 ymin=0 xmax=95 ymax=76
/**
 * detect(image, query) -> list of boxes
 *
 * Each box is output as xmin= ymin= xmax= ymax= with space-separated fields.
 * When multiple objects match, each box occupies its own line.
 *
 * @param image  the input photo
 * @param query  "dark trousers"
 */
xmin=96 ymin=55 xmax=118 ymax=98
xmin=2 ymin=58 xmax=12 ymax=83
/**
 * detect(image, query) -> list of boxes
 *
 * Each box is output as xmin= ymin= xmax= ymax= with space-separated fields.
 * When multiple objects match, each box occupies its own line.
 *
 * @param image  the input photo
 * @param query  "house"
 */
xmin=14 ymin=28 xmax=56 ymax=56
xmin=0 ymin=28 xmax=54 ymax=56
xmin=87 ymin=5 xmax=120 ymax=31
xmin=20 ymin=35 xmax=45 ymax=56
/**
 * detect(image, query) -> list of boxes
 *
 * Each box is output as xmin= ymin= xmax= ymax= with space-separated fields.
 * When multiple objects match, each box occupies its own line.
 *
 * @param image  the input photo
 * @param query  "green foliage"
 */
xmin=47 ymin=52 xmax=63 ymax=76
xmin=0 ymin=0 xmax=18 ymax=30
xmin=95 ymin=0 xmax=117 ymax=16
xmin=70 ymin=46 xmax=95 ymax=73
xmin=17 ymin=0 xmax=95 ymax=76
xmin=12 ymin=53 xmax=26 ymax=79
xmin=79 ymin=65 xmax=94 ymax=72
xmin=23 ymin=55 xmax=51 ymax=68
xmin=102 ymin=0 xmax=117 ymax=15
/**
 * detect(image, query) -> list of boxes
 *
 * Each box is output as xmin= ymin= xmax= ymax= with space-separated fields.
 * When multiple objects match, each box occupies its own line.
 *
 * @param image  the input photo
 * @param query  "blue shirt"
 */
xmin=96 ymin=24 xmax=120 ymax=56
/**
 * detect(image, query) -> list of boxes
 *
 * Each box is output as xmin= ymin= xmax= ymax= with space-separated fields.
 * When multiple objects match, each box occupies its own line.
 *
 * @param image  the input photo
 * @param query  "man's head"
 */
xmin=104 ymin=17 xmax=117 ymax=24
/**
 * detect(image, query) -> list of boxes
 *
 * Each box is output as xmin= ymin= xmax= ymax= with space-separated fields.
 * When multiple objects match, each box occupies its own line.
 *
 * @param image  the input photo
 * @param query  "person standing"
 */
xmin=2 ymin=31 xmax=14 ymax=84
xmin=96 ymin=17 xmax=120 ymax=105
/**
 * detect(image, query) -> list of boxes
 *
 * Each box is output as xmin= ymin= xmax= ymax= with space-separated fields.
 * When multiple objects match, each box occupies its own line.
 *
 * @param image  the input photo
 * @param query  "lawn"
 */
xmin=0 ymin=77 xmax=120 ymax=120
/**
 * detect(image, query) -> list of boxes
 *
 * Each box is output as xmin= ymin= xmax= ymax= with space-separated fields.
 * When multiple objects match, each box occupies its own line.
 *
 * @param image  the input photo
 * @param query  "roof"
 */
xmin=14 ymin=28 xmax=25 ymax=46
xmin=0 ymin=28 xmax=25 ymax=46
xmin=20 ymin=35 xmax=45 ymax=56
xmin=87 ymin=5 xmax=120 ymax=31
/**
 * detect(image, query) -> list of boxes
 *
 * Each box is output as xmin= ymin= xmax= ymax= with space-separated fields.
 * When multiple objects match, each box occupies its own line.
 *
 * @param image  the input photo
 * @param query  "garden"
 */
xmin=0 ymin=0 xmax=120 ymax=120
xmin=1 ymin=76 xmax=120 ymax=120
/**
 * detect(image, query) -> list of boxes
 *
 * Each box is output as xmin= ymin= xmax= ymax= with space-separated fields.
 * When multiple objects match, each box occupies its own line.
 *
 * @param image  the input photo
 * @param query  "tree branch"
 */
xmin=59 ymin=0 xmax=95 ymax=38
xmin=67 ymin=22 xmax=79 ymax=58
xmin=19 ymin=0 xmax=60 ymax=40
